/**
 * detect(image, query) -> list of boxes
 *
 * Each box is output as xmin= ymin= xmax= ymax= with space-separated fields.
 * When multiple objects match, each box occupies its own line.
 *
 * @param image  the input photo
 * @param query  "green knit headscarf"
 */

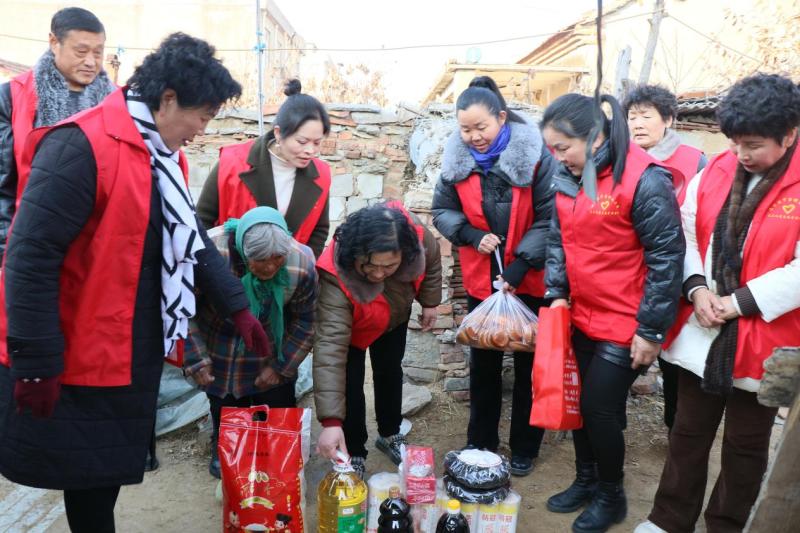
xmin=224 ymin=207 xmax=291 ymax=361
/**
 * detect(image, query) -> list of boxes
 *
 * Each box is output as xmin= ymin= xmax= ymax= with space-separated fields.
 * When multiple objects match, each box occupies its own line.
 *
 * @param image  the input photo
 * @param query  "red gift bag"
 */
xmin=219 ymin=406 xmax=310 ymax=532
xmin=529 ymin=306 xmax=583 ymax=430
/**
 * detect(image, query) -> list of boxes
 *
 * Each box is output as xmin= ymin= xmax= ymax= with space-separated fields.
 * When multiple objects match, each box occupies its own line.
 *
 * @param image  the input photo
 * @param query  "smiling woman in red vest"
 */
xmin=541 ymin=93 xmax=685 ymax=533
xmin=432 ymin=76 xmax=556 ymax=478
xmin=637 ymin=75 xmax=800 ymax=533
xmin=196 ymin=79 xmax=331 ymax=258
xmin=313 ymin=202 xmax=441 ymax=477
xmin=623 ymin=84 xmax=708 ymax=432
xmin=0 ymin=34 xmax=270 ymax=533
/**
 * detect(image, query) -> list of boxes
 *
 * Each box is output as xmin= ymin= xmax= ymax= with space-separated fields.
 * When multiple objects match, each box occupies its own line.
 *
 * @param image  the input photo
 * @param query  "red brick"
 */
xmin=320 ymin=139 xmax=337 ymax=156
xmin=346 ymin=150 xmax=361 ymax=159
xmin=338 ymin=130 xmax=353 ymax=141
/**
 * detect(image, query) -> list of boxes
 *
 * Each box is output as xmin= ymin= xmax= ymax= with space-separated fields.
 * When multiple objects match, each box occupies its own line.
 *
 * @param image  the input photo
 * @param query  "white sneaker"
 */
xmin=634 ymin=520 xmax=667 ymax=533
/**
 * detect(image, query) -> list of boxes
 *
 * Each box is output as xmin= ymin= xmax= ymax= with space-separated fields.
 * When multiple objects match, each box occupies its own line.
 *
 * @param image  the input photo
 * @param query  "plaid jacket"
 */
xmin=185 ymin=228 xmax=318 ymax=399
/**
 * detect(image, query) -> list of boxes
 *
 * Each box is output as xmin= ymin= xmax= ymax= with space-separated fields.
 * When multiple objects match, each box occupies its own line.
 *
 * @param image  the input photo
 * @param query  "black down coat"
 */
xmin=431 ymin=118 xmax=556 ymax=290
xmin=544 ymin=141 xmax=685 ymax=344
xmin=0 ymin=126 xmax=248 ymax=490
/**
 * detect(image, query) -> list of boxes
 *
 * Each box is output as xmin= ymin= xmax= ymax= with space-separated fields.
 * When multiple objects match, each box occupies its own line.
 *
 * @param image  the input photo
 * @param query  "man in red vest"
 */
xmin=0 ymin=33 xmax=270 ymax=533
xmin=637 ymin=74 xmax=800 ymax=533
xmin=0 ymin=7 xmax=114 ymax=255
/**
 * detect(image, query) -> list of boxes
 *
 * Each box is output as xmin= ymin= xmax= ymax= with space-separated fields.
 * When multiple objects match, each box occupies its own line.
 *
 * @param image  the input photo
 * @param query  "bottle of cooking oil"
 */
xmin=318 ymin=453 xmax=368 ymax=533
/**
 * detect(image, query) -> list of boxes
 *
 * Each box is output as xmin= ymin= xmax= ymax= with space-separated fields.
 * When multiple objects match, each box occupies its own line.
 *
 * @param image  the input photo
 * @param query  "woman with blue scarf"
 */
xmin=184 ymin=206 xmax=318 ymax=479
xmin=432 ymin=76 xmax=556 ymax=477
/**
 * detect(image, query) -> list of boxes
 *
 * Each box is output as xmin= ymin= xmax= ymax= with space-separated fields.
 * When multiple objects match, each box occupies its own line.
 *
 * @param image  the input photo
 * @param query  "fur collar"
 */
xmin=335 ymin=242 xmax=426 ymax=304
xmin=440 ymin=118 xmax=544 ymax=186
xmin=33 ymin=50 xmax=115 ymax=127
xmin=647 ymin=128 xmax=682 ymax=161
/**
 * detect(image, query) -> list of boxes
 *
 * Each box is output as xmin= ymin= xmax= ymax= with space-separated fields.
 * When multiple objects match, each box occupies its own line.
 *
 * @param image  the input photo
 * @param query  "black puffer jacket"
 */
xmin=0 ymin=83 xmax=15 ymax=256
xmin=432 ymin=119 xmax=556 ymax=290
xmin=0 ymin=126 xmax=248 ymax=490
xmin=544 ymin=141 xmax=685 ymax=343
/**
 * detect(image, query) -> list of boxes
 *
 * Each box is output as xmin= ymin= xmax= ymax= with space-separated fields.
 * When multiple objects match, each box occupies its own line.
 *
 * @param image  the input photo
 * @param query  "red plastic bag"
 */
xmin=529 ymin=307 xmax=582 ymax=430
xmin=219 ymin=406 xmax=310 ymax=532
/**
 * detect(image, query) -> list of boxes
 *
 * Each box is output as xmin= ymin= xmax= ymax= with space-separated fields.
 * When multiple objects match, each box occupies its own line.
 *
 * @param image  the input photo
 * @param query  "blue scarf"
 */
xmin=468 ymin=124 xmax=511 ymax=173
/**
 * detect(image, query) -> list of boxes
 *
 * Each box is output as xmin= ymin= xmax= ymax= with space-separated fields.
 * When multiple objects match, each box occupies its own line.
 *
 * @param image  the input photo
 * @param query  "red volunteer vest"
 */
xmin=9 ymin=71 xmax=37 ymax=200
xmin=0 ymin=88 xmax=190 ymax=386
xmin=666 ymin=150 xmax=800 ymax=380
xmin=316 ymin=202 xmax=425 ymax=350
xmin=556 ymin=143 xmax=663 ymax=346
xmin=216 ymin=139 xmax=331 ymax=245
xmin=664 ymin=144 xmax=703 ymax=204
xmin=454 ymin=172 xmax=545 ymax=300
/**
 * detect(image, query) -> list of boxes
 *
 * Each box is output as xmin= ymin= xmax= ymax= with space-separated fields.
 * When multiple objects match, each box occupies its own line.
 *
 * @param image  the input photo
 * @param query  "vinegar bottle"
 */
xmin=436 ymin=499 xmax=470 ymax=533
xmin=377 ymin=486 xmax=411 ymax=532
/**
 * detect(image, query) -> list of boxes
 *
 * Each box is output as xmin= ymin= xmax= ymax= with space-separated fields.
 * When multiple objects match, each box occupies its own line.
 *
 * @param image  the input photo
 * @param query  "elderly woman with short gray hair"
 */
xmin=184 ymin=206 xmax=318 ymax=479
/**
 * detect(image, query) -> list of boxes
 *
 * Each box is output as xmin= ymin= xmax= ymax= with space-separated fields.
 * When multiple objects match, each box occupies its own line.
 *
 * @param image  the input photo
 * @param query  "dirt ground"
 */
xmin=0 ymin=368 xmax=785 ymax=533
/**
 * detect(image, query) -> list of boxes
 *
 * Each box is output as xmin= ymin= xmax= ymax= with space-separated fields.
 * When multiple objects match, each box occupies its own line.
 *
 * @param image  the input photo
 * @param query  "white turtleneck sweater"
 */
xmin=269 ymin=148 xmax=297 ymax=216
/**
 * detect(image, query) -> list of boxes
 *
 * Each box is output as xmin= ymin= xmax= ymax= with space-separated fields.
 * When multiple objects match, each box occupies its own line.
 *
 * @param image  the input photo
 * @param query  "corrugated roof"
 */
xmin=676 ymin=95 xmax=722 ymax=116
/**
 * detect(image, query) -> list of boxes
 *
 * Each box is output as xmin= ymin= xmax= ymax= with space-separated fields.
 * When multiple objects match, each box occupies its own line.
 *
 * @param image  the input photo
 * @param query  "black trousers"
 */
xmin=343 ymin=322 xmax=408 ymax=458
xmin=571 ymin=329 xmax=640 ymax=482
xmin=64 ymin=486 xmax=121 ymax=533
xmin=466 ymin=294 xmax=547 ymax=458
xmin=209 ymin=382 xmax=297 ymax=443
xmin=659 ymin=355 xmax=679 ymax=429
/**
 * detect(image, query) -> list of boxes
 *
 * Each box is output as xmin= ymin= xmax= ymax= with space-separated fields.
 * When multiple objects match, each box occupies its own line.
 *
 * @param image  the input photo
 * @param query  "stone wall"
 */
xmin=183 ymin=102 xmax=542 ymax=399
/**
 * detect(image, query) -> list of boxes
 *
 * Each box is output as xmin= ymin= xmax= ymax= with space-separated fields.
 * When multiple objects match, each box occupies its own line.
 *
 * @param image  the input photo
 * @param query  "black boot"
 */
xmin=572 ymin=479 xmax=627 ymax=533
xmin=546 ymin=461 xmax=598 ymax=513
xmin=209 ymin=435 xmax=221 ymax=479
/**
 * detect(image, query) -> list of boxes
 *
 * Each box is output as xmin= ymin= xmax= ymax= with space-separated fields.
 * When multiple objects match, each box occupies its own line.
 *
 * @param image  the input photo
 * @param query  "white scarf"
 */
xmin=126 ymin=91 xmax=204 ymax=356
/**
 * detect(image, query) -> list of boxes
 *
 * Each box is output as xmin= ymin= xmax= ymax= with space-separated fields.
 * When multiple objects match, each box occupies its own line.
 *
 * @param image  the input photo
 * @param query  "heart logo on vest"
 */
xmin=600 ymin=200 xmax=610 ymax=210
xmin=768 ymin=197 xmax=800 ymax=220
xmin=783 ymin=204 xmax=796 ymax=215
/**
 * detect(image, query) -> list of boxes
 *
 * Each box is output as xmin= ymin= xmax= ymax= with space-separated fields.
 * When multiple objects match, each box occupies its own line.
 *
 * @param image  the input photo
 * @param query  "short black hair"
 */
xmin=456 ymin=75 xmax=525 ymax=124
xmin=622 ymin=84 xmax=677 ymax=121
xmin=127 ymin=33 xmax=242 ymax=112
xmin=333 ymin=202 xmax=420 ymax=275
xmin=717 ymin=73 xmax=800 ymax=143
xmin=51 ymin=7 xmax=105 ymax=41
xmin=274 ymin=78 xmax=330 ymax=137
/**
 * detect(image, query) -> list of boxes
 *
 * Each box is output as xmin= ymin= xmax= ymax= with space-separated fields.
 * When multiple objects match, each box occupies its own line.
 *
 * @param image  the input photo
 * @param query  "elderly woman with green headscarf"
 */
xmin=184 ymin=206 xmax=318 ymax=479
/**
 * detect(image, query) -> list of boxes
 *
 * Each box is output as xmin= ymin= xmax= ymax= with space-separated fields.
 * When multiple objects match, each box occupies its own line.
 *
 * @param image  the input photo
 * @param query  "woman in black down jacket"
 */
xmin=541 ymin=93 xmax=685 ymax=533
xmin=432 ymin=76 xmax=555 ymax=477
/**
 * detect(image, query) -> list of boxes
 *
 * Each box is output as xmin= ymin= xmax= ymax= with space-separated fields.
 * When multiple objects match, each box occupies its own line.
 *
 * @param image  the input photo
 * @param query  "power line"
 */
xmin=0 ymin=11 xmax=658 ymax=54
xmin=668 ymin=15 xmax=763 ymax=65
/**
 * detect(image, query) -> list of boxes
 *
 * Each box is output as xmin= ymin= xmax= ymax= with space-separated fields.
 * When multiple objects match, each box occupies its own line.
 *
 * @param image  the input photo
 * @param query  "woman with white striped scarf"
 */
xmin=0 ymin=33 xmax=270 ymax=533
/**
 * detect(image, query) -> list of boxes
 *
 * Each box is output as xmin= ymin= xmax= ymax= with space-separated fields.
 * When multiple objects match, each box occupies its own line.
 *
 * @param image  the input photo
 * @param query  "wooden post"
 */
xmin=614 ymin=46 xmax=632 ymax=100
xmin=639 ymin=0 xmax=665 ymax=84
xmin=746 ymin=347 xmax=800 ymax=532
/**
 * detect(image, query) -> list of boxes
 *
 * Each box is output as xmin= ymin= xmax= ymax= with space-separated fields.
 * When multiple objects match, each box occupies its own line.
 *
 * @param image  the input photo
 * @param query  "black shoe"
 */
xmin=546 ymin=461 xmax=598 ymax=513
xmin=375 ymin=434 xmax=407 ymax=466
xmin=350 ymin=456 xmax=366 ymax=480
xmin=209 ymin=448 xmax=221 ymax=479
xmin=510 ymin=456 xmax=535 ymax=477
xmin=572 ymin=479 xmax=627 ymax=533
xmin=144 ymin=450 xmax=159 ymax=472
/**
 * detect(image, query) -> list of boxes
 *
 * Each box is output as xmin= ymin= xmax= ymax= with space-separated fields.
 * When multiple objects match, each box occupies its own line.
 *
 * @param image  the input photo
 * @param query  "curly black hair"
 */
xmin=622 ymin=84 xmax=678 ymax=122
xmin=333 ymin=202 xmax=420 ymax=273
xmin=127 ymin=33 xmax=242 ymax=111
xmin=717 ymin=74 xmax=800 ymax=143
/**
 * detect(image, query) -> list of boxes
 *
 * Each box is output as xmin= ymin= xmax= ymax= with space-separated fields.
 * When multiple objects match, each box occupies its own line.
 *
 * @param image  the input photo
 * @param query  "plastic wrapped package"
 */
xmin=402 ymin=446 xmax=436 ymax=504
xmin=455 ymin=290 xmax=538 ymax=352
xmin=443 ymin=449 xmax=511 ymax=490
xmin=461 ymin=502 xmax=480 ymax=531
xmin=497 ymin=490 xmax=521 ymax=533
xmin=443 ymin=475 xmax=511 ymax=505
xmin=411 ymin=478 xmax=447 ymax=532
xmin=219 ymin=406 xmax=310 ymax=532
xmin=366 ymin=472 xmax=402 ymax=533
xmin=478 ymin=504 xmax=498 ymax=533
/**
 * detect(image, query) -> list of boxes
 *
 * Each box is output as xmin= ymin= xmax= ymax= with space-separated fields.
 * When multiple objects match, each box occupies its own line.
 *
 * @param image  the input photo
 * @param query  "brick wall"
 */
xmin=183 ymin=102 xmax=542 ymax=398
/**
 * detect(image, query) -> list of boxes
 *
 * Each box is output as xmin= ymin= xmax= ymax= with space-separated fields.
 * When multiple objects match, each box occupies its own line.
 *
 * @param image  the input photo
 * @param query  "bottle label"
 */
xmin=338 ymin=499 xmax=367 ymax=532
